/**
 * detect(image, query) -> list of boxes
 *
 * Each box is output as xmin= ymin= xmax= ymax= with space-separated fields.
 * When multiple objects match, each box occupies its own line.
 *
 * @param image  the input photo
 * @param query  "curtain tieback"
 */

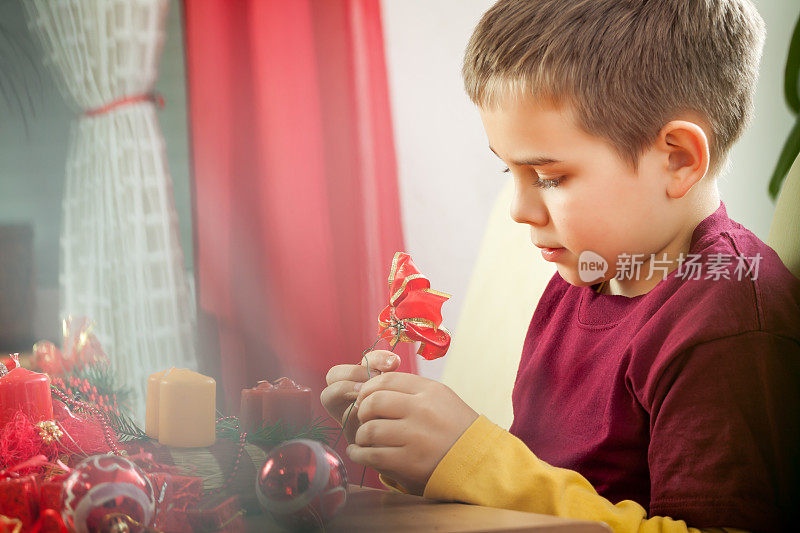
xmin=83 ymin=92 xmax=165 ymax=117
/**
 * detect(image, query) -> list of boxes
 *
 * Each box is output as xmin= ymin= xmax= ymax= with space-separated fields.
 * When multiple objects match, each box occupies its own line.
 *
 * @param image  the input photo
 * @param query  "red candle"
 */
xmin=0 ymin=366 xmax=54 ymax=428
xmin=239 ymin=381 xmax=275 ymax=433
xmin=239 ymin=377 xmax=312 ymax=433
xmin=261 ymin=377 xmax=312 ymax=429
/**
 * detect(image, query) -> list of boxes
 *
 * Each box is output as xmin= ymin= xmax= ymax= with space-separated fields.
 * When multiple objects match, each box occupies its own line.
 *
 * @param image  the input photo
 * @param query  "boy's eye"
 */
xmin=534 ymin=176 xmax=565 ymax=189
xmin=500 ymin=167 xmax=564 ymax=189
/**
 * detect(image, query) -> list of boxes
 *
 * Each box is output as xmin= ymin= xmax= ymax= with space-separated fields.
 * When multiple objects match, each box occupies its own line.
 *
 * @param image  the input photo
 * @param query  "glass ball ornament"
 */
xmin=61 ymin=454 xmax=156 ymax=533
xmin=256 ymin=439 xmax=348 ymax=530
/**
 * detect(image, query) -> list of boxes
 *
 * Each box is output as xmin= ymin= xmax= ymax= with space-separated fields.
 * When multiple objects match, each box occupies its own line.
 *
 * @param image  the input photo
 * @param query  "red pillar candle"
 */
xmin=239 ymin=381 xmax=274 ymax=433
xmin=261 ymin=377 xmax=312 ymax=429
xmin=0 ymin=366 xmax=54 ymax=428
xmin=239 ymin=377 xmax=312 ymax=433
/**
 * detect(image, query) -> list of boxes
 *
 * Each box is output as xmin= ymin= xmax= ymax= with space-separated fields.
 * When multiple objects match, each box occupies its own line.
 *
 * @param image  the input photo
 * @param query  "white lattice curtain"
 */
xmin=24 ymin=0 xmax=196 ymax=419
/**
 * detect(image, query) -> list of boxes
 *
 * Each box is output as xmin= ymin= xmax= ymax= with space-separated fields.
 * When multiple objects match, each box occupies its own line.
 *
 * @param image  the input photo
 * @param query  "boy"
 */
xmin=321 ymin=1 xmax=800 ymax=531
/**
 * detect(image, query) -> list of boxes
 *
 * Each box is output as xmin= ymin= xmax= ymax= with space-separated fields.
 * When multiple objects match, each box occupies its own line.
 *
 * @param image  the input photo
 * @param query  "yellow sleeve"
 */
xmin=411 ymin=415 xmax=747 ymax=533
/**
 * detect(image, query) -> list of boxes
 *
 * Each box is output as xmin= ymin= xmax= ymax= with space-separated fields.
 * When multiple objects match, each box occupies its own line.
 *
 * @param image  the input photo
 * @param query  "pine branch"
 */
xmin=50 ymin=383 xmax=148 ymax=443
xmin=216 ymin=416 xmax=338 ymax=448
xmin=72 ymin=362 xmax=132 ymax=405
xmin=105 ymin=409 xmax=149 ymax=443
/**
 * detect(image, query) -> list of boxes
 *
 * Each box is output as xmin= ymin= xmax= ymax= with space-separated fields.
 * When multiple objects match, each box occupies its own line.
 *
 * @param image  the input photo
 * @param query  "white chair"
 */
xmin=767 ymin=154 xmax=800 ymax=279
xmin=440 ymin=179 xmax=554 ymax=429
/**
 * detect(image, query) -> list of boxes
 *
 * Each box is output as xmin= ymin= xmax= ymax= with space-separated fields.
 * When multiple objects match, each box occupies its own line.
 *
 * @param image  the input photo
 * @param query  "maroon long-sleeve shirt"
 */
xmin=509 ymin=201 xmax=800 ymax=532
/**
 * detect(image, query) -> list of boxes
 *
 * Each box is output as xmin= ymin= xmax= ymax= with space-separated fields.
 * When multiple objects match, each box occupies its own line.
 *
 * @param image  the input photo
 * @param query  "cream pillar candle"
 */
xmin=145 ymin=367 xmax=173 ymax=439
xmin=157 ymin=368 xmax=216 ymax=448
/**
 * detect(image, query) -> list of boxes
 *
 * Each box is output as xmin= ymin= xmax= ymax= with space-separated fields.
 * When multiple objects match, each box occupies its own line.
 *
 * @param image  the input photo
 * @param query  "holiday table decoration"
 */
xmin=1 ymin=316 xmax=341 ymax=531
xmin=32 ymin=317 xmax=107 ymax=377
xmin=255 ymin=439 xmax=348 ymax=531
xmin=31 ymin=317 xmax=142 ymax=449
xmin=0 ymin=473 xmax=38 ymax=530
xmin=0 ymin=355 xmax=18 ymax=377
xmin=145 ymin=368 xmax=170 ymax=439
xmin=145 ymin=368 xmax=216 ymax=448
xmin=239 ymin=382 xmax=269 ymax=435
xmin=0 ymin=358 xmax=53 ymax=430
xmin=0 ymin=515 xmax=24 ymax=533
xmin=239 ymin=377 xmax=312 ymax=434
xmin=61 ymin=455 xmax=156 ymax=533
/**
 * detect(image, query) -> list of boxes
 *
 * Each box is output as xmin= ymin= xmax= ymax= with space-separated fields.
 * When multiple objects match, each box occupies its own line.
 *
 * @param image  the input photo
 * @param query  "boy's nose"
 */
xmin=510 ymin=182 xmax=549 ymax=227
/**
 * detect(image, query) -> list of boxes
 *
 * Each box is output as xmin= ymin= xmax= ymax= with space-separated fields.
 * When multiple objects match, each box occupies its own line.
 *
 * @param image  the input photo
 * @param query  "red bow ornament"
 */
xmin=377 ymin=253 xmax=452 ymax=360
xmin=31 ymin=317 xmax=108 ymax=376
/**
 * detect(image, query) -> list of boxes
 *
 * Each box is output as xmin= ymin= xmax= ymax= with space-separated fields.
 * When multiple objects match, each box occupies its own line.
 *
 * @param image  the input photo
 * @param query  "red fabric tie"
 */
xmin=83 ymin=93 xmax=165 ymax=117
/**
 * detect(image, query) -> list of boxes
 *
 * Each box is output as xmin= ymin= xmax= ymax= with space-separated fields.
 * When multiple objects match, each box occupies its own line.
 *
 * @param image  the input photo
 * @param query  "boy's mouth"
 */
xmin=535 ymin=244 xmax=566 ymax=262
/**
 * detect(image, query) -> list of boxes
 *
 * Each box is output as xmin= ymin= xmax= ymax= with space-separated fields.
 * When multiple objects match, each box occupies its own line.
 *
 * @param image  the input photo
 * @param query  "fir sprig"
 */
xmin=216 ymin=416 xmax=338 ymax=448
xmin=72 ymin=362 xmax=132 ymax=405
xmin=105 ymin=409 xmax=149 ymax=442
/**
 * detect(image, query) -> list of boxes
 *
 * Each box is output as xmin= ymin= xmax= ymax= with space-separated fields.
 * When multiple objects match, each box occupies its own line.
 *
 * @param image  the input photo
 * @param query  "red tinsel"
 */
xmin=0 ymin=403 xmax=113 ymax=474
xmin=0 ymin=413 xmax=59 ymax=473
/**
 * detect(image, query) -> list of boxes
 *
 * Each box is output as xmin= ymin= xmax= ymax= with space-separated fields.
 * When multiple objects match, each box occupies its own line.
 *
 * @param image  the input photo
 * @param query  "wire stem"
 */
xmin=359 ymin=336 xmax=401 ymax=487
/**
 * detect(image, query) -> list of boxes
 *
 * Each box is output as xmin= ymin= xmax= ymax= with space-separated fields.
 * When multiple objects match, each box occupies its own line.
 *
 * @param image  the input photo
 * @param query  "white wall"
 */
xmin=381 ymin=0 xmax=502 ymax=381
xmin=380 ymin=0 xmax=800 ymax=381
xmin=723 ymin=0 xmax=800 ymax=238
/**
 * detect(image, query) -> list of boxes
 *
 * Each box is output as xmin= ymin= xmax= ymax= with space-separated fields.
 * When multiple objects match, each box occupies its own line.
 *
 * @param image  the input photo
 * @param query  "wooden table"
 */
xmin=247 ymin=484 xmax=611 ymax=532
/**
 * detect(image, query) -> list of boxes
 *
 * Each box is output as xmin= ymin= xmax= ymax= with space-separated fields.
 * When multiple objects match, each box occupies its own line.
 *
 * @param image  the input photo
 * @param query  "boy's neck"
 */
xmin=603 ymin=189 xmax=721 ymax=298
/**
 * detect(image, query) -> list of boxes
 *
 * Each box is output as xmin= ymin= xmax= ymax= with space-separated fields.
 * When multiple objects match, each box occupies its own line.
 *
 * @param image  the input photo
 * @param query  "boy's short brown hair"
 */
xmin=463 ymin=0 xmax=766 ymax=176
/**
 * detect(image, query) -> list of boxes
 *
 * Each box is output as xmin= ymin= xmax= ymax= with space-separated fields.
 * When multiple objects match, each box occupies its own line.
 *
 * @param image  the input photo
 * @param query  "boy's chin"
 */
xmin=555 ymin=265 xmax=604 ymax=288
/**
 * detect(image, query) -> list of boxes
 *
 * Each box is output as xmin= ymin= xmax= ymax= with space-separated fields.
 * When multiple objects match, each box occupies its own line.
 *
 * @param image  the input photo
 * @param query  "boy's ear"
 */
xmin=656 ymin=120 xmax=710 ymax=199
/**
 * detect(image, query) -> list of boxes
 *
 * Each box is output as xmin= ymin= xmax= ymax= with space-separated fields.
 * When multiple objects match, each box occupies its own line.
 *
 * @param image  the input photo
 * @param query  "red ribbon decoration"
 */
xmin=377 ymin=252 xmax=452 ymax=360
xmin=32 ymin=317 xmax=109 ymax=376
xmin=83 ymin=92 xmax=165 ymax=117
xmin=0 ymin=354 xmax=19 ymax=378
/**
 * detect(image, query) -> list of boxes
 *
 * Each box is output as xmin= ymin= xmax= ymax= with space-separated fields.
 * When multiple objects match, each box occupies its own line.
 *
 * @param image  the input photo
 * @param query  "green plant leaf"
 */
xmin=768 ymin=116 xmax=800 ymax=200
xmin=785 ymin=13 xmax=800 ymax=114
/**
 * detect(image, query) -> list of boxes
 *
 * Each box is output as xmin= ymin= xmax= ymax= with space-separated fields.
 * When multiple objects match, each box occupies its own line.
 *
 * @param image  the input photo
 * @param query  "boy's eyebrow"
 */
xmin=489 ymin=146 xmax=561 ymax=166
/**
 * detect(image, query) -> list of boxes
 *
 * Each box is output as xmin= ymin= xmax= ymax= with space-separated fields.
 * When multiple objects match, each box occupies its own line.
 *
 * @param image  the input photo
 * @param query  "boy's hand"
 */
xmin=320 ymin=350 xmax=402 ymax=445
xmin=347 ymin=372 xmax=479 ymax=496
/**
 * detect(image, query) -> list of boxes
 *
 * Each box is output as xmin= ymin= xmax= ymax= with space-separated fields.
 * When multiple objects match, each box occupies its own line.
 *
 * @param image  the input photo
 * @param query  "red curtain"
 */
xmin=183 ymin=0 xmax=415 ymax=488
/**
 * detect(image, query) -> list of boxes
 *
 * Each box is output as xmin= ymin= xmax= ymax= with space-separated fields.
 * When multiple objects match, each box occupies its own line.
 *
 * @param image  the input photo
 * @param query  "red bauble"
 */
xmin=256 ymin=439 xmax=348 ymax=530
xmin=61 ymin=454 xmax=156 ymax=533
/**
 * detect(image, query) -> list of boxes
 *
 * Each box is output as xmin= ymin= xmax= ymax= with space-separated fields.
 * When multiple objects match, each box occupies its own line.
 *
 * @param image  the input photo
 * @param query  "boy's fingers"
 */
xmin=326 ymin=364 xmax=373 ymax=386
xmin=356 ymin=390 xmax=412 ymax=423
xmin=320 ymin=380 xmax=360 ymax=420
xmin=354 ymin=372 xmax=428 ymax=408
xmin=360 ymin=350 xmax=401 ymax=374
xmin=326 ymin=350 xmax=402 ymax=386
xmin=346 ymin=443 xmax=402 ymax=472
xmin=354 ymin=418 xmax=408 ymax=448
